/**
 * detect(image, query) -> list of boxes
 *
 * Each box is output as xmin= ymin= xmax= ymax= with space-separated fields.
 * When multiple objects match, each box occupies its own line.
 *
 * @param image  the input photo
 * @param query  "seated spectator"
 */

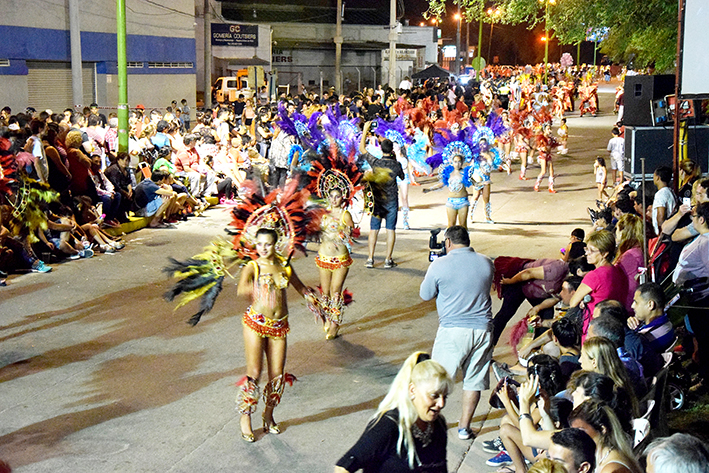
xmin=561 ymin=228 xmax=586 ymax=262
xmin=89 ymin=154 xmax=121 ymax=226
xmin=587 ymin=316 xmax=646 ymax=399
xmin=569 ymin=230 xmax=629 ymax=341
xmin=628 ymin=282 xmax=675 ymax=353
xmin=567 ymin=371 xmax=634 ymax=431
xmin=203 ymin=155 xmax=237 ymax=203
xmin=527 ymin=458 xmax=567 ymax=473
xmin=65 ymin=130 xmax=97 ymax=202
xmin=663 ymin=177 xmax=708 ymax=242
xmin=150 ymin=120 xmax=171 ymax=151
xmin=644 ymin=433 xmax=709 ymax=473
xmin=593 ymin=300 xmax=663 ymax=380
xmin=104 ymin=152 xmax=134 ymax=223
xmin=133 ymin=169 xmax=184 ymax=228
xmin=613 ymin=214 xmax=644 ymax=312
xmin=42 ymin=205 xmax=94 ymax=259
xmin=72 ymin=196 xmax=125 ymax=253
xmin=548 ymin=428 xmax=595 ymax=473
xmin=174 ymin=134 xmax=215 ymax=199
xmin=569 ymin=400 xmax=642 ymax=473
xmin=651 ymin=166 xmax=677 ymax=236
xmin=673 ymin=201 xmax=709 ymax=392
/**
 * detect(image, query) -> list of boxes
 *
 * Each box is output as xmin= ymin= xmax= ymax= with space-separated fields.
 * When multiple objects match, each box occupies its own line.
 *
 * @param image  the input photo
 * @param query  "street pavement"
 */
xmin=0 ymin=87 xmax=622 ymax=473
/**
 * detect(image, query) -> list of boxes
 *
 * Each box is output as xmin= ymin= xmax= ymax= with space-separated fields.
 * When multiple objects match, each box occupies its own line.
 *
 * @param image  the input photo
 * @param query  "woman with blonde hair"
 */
xmin=335 ymin=352 xmax=452 ymax=473
xmin=568 ymin=400 xmax=643 ymax=473
xmin=613 ymin=214 xmax=644 ymax=310
xmin=579 ymin=337 xmax=639 ymax=417
xmin=569 ymin=230 xmax=629 ymax=339
xmin=527 ymin=458 xmax=569 ymax=473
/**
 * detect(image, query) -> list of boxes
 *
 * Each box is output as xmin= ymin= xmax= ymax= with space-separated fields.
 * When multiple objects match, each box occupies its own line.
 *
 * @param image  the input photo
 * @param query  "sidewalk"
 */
xmin=0 ymin=91 xmax=619 ymax=473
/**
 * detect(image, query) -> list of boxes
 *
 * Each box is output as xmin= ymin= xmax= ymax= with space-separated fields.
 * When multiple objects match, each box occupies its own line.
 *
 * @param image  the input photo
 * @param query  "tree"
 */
xmin=425 ymin=0 xmax=678 ymax=71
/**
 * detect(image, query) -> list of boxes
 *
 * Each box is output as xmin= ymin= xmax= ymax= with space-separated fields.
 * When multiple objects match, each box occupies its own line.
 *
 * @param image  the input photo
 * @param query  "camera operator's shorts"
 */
xmin=446 ymin=196 xmax=470 ymax=210
xmin=432 ymin=327 xmax=493 ymax=391
xmin=370 ymin=199 xmax=398 ymax=230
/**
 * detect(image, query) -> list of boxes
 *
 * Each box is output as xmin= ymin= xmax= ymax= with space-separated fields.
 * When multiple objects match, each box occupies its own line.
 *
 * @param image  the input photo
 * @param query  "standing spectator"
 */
xmin=104 ymin=117 xmax=118 ymax=155
xmin=366 ymin=94 xmax=384 ymax=121
xmin=24 ymin=119 xmax=49 ymax=183
xmin=267 ymin=121 xmax=294 ymax=189
xmin=180 ymin=98 xmax=190 ymax=131
xmin=652 ymin=166 xmax=677 ymax=236
xmin=232 ymin=95 xmax=246 ymax=125
xmin=644 ymin=433 xmax=709 ymax=473
xmin=606 ymin=127 xmax=625 ymax=184
xmin=419 ymin=225 xmax=495 ymax=441
xmin=360 ymin=121 xmax=404 ymax=268
xmin=89 ymin=103 xmax=107 ymax=127
xmin=398 ymin=76 xmax=412 ymax=91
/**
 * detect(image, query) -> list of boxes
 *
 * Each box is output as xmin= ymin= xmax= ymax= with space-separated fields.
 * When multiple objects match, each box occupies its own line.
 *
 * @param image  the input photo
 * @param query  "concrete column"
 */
xmin=203 ymin=0 xmax=212 ymax=109
xmin=68 ymin=0 xmax=83 ymax=108
xmin=388 ymin=0 xmax=397 ymax=88
xmin=334 ymin=0 xmax=343 ymax=94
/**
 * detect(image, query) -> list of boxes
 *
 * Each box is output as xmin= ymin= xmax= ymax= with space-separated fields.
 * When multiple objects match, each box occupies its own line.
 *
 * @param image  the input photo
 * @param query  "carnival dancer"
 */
xmin=510 ymin=111 xmax=533 ymax=180
xmin=468 ymin=116 xmax=506 ymax=224
xmin=423 ymin=130 xmax=475 ymax=229
xmin=164 ymin=180 xmax=324 ymax=443
xmin=307 ymin=145 xmax=363 ymax=340
xmin=533 ymin=123 xmax=560 ymax=193
xmin=497 ymin=111 xmax=513 ymax=173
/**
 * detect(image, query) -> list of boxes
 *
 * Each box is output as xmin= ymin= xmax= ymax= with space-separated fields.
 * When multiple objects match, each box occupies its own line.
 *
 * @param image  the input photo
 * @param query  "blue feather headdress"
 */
xmin=426 ymin=127 xmax=474 ymax=170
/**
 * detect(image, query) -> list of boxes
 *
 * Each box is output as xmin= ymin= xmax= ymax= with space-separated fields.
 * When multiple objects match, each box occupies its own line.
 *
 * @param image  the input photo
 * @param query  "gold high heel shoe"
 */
xmin=263 ymin=414 xmax=281 ymax=434
xmin=241 ymin=431 xmax=255 ymax=442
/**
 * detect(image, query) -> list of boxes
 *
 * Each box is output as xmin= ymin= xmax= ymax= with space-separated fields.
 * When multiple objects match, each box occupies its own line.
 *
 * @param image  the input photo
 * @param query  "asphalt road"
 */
xmin=0 ymin=87 xmax=623 ymax=473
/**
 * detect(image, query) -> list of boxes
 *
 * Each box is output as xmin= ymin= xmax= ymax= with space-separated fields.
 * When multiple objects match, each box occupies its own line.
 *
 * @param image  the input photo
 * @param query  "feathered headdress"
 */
xmin=320 ymin=104 xmax=361 ymax=156
xmin=373 ymin=115 xmax=412 ymax=148
xmin=426 ymin=127 xmax=473 ymax=170
xmin=307 ymin=143 xmax=364 ymax=206
xmin=0 ymin=140 xmax=17 ymax=198
xmin=5 ymin=177 xmax=58 ymax=242
xmin=165 ymin=179 xmax=324 ymax=326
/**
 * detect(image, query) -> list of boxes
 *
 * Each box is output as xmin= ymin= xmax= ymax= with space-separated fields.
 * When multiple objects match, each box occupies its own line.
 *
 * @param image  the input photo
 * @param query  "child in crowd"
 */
xmin=606 ymin=127 xmax=625 ymax=184
xmin=561 ymin=228 xmax=586 ymax=262
xmin=556 ymin=118 xmax=568 ymax=155
xmin=594 ymin=157 xmax=608 ymax=202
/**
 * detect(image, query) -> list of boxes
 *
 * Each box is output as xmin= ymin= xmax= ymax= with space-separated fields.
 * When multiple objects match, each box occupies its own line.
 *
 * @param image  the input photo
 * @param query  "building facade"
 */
xmin=0 ymin=0 xmax=196 ymax=113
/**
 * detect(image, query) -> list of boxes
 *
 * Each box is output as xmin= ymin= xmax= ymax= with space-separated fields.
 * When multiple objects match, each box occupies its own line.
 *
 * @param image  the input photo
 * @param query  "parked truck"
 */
xmin=211 ymin=66 xmax=265 ymax=104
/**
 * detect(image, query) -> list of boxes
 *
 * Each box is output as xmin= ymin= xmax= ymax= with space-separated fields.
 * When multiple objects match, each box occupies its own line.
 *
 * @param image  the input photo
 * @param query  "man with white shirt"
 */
xmin=652 ymin=166 xmax=677 ymax=236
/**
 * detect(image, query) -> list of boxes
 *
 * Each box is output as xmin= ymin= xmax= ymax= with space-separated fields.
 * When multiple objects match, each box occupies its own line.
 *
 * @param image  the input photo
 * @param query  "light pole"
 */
xmin=540 ymin=0 xmax=555 ymax=83
xmin=454 ymin=12 xmax=462 ymax=74
xmin=486 ymin=8 xmax=500 ymax=64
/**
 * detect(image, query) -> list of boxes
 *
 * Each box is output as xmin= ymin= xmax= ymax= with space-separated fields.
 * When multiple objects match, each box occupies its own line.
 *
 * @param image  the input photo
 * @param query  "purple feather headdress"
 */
xmin=373 ymin=115 xmax=412 ymax=147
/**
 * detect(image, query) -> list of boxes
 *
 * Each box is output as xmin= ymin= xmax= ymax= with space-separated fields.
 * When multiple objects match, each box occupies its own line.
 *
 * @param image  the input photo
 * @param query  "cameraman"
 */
xmin=419 ymin=225 xmax=495 ymax=440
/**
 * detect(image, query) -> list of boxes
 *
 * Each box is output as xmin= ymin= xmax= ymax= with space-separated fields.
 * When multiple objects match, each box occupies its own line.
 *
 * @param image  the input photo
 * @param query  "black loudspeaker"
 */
xmin=626 ymin=125 xmax=709 ymax=179
xmin=623 ymin=75 xmax=676 ymax=126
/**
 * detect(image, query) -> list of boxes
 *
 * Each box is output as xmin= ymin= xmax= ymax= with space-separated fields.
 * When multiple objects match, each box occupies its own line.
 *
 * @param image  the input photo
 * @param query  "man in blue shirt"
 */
xmin=629 ymin=282 xmax=675 ymax=354
xmin=420 ymin=225 xmax=494 ymax=440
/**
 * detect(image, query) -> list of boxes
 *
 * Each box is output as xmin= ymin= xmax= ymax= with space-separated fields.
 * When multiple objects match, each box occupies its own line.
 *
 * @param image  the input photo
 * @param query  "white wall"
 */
xmin=100 ymin=74 xmax=196 ymax=111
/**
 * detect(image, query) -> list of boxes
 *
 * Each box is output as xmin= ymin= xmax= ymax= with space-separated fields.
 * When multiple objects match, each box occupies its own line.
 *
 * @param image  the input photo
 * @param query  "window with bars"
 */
xmin=127 ymin=62 xmax=144 ymax=68
xmin=147 ymin=62 xmax=193 ymax=69
xmin=0 ymin=59 xmax=10 ymax=67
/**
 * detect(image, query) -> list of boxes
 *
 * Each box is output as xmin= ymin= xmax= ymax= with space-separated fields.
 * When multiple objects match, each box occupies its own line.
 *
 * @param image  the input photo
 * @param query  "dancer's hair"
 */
xmin=581 ymin=337 xmax=638 ymax=416
xmin=374 ymin=352 xmax=453 ymax=468
xmin=569 ymin=400 xmax=643 ymax=473
xmin=614 ymin=214 xmax=643 ymax=263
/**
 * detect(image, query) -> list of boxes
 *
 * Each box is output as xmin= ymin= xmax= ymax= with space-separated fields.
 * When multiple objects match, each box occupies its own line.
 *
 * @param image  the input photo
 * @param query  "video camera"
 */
xmin=428 ymin=228 xmax=447 ymax=262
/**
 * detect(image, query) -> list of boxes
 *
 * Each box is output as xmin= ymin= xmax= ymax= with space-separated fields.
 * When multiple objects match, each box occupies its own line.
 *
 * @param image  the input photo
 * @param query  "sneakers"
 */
xmin=486 ymin=451 xmax=513 ymax=467
xmin=80 ymin=248 xmax=94 ymax=258
xmin=482 ymin=437 xmax=505 ymax=453
xmin=31 ymin=261 xmax=52 ymax=273
xmin=383 ymin=259 xmax=397 ymax=268
xmin=365 ymin=259 xmax=374 ymax=268
xmin=458 ymin=427 xmax=474 ymax=440
xmin=492 ymin=362 xmax=514 ymax=382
